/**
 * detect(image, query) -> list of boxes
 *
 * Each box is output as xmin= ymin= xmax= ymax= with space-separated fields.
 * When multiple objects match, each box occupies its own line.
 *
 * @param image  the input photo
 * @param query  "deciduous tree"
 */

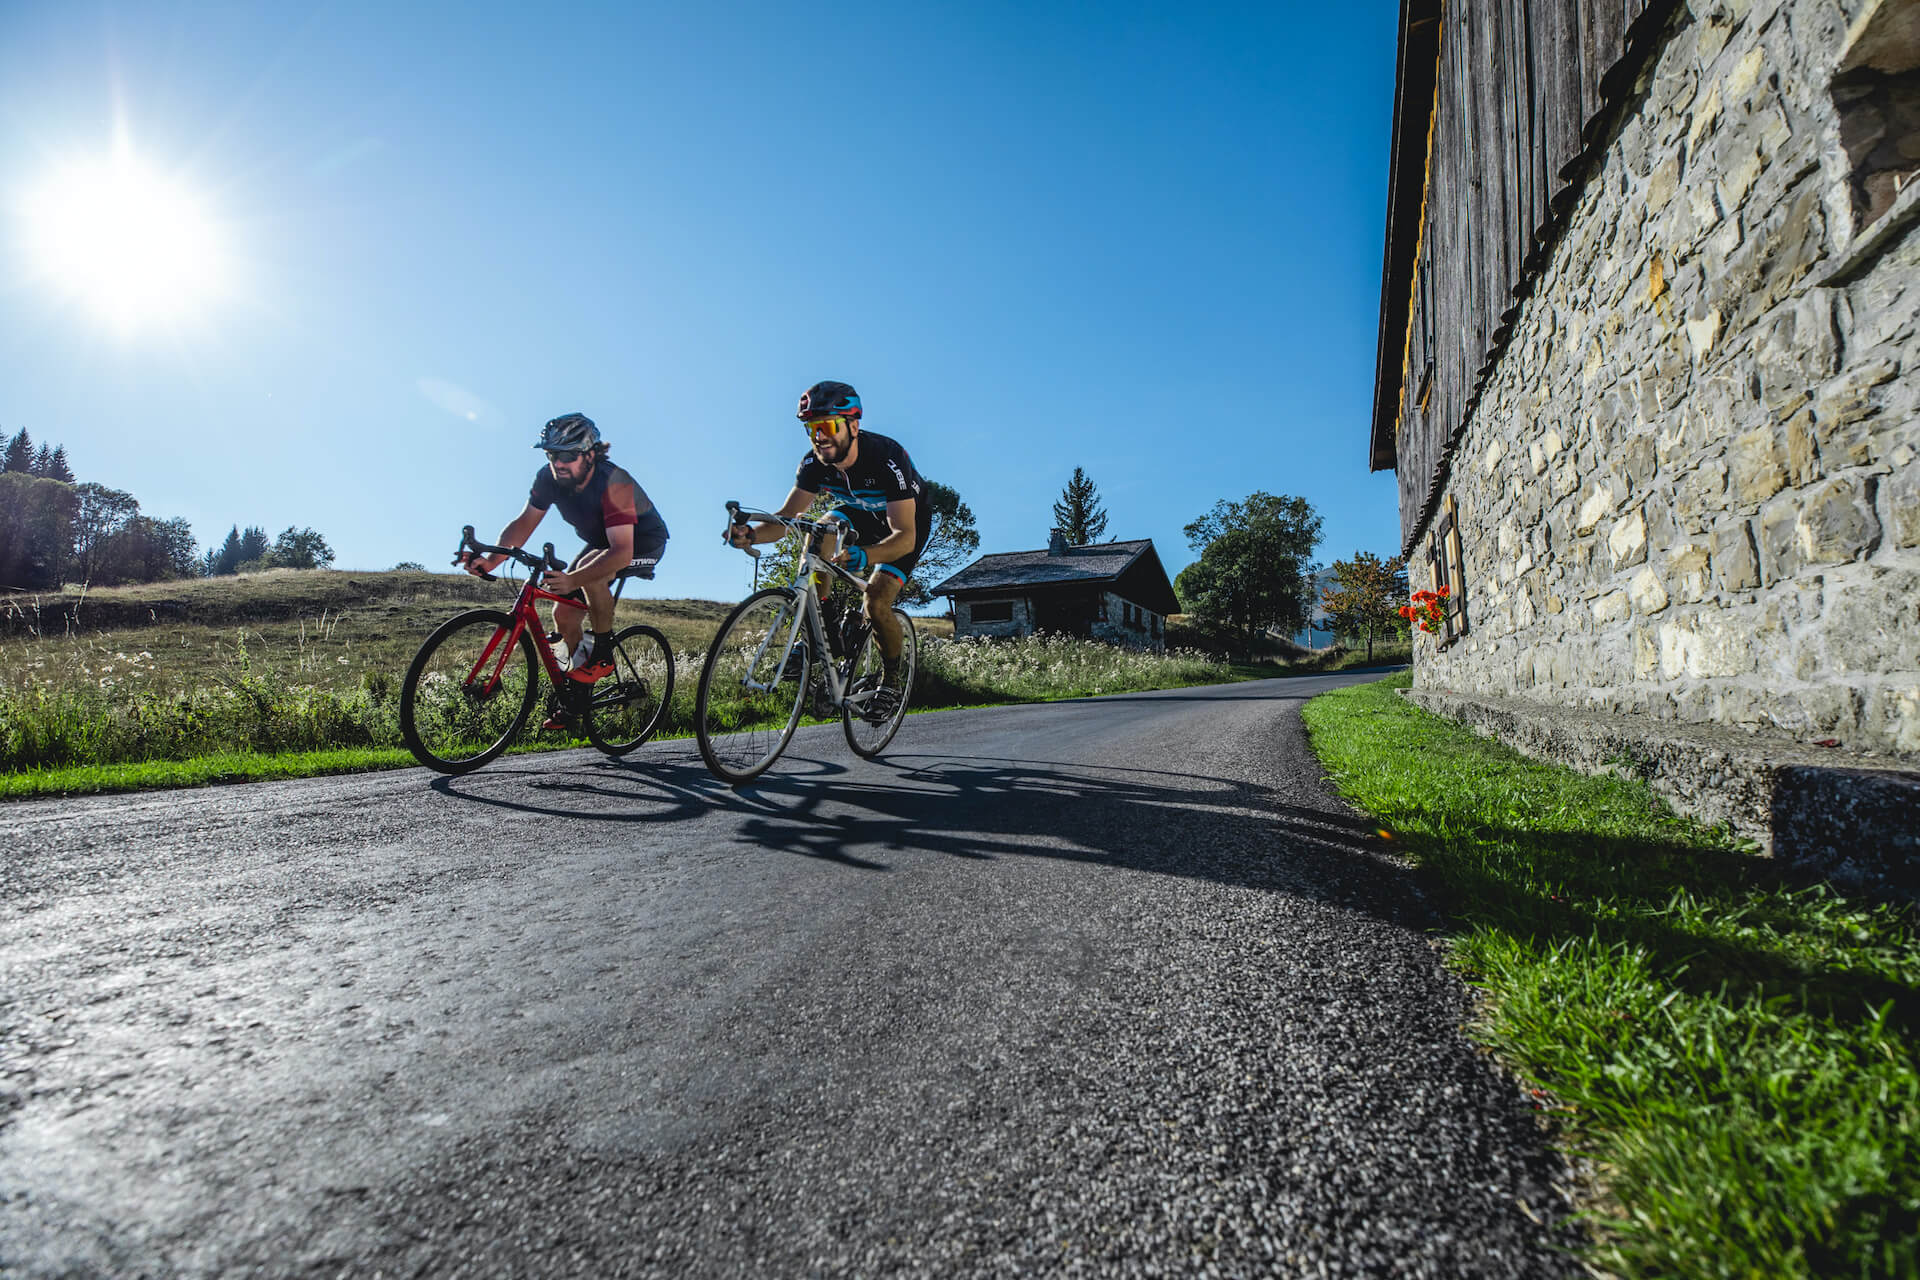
xmin=1180 ymin=491 xmax=1322 ymax=659
xmin=268 ymin=525 xmax=336 ymax=570
xmin=1319 ymin=551 xmax=1408 ymax=661
xmin=0 ymin=472 xmax=78 ymax=589
xmin=70 ymin=483 xmax=141 ymax=583
xmin=905 ymin=479 xmax=979 ymax=606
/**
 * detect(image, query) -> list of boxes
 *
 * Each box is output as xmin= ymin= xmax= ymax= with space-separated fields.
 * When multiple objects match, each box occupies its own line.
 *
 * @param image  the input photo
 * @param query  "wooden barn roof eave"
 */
xmin=1385 ymin=0 xmax=1685 ymax=562
xmin=1370 ymin=0 xmax=1443 ymax=475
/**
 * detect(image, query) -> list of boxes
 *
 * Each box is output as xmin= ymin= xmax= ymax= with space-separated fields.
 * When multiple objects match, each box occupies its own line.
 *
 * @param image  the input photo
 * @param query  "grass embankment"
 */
xmin=2 ymin=570 xmax=1392 ymax=796
xmin=1304 ymin=673 xmax=1919 ymax=1280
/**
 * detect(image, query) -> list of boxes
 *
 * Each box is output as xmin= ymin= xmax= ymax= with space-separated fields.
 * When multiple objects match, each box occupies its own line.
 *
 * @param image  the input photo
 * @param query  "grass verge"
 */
xmin=1302 ymin=672 xmax=1919 ymax=1279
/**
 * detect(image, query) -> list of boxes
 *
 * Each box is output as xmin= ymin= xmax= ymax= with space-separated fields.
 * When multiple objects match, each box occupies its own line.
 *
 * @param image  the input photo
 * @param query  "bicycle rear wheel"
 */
xmin=843 ymin=608 xmax=917 ymax=759
xmin=585 ymin=624 xmax=675 ymax=755
xmin=695 ymin=588 xmax=809 ymax=784
xmin=401 ymin=609 xmax=539 ymax=774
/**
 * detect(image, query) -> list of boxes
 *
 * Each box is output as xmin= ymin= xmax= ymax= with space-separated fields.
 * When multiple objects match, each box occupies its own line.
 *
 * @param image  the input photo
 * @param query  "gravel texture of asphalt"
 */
xmin=0 ymin=672 xmax=1582 ymax=1278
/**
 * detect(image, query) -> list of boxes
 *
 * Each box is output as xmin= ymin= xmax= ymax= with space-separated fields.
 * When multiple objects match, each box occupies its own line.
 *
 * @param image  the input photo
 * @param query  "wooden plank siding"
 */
xmin=1371 ymin=0 xmax=1683 ymax=559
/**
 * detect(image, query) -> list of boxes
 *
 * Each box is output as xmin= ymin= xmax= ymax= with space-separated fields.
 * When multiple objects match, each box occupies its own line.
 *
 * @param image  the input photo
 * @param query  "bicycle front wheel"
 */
xmin=401 ymin=609 xmax=539 ymax=774
xmin=695 ymin=588 xmax=809 ymax=784
xmin=585 ymin=624 xmax=675 ymax=756
xmin=843 ymin=608 xmax=917 ymax=759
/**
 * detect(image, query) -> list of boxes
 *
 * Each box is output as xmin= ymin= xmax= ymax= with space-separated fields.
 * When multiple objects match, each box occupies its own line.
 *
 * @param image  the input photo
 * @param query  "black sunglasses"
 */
xmin=546 ymin=448 xmax=586 ymax=464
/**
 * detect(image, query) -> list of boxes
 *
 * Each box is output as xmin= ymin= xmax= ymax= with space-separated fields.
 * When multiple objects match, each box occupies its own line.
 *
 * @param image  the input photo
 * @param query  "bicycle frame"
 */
xmin=465 ymin=578 xmax=588 ymax=694
xmin=452 ymin=528 xmax=590 ymax=697
xmin=729 ymin=506 xmax=880 ymax=715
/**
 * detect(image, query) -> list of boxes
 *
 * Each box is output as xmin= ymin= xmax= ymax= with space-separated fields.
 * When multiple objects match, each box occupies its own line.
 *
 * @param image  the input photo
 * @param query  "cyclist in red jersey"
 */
xmin=462 ymin=414 xmax=670 ymax=716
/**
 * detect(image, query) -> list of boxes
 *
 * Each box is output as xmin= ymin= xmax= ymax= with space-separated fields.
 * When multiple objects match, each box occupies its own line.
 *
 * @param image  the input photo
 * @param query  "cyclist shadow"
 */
xmin=721 ymin=750 xmax=1430 ymax=925
xmin=427 ymin=748 xmax=736 ymax=824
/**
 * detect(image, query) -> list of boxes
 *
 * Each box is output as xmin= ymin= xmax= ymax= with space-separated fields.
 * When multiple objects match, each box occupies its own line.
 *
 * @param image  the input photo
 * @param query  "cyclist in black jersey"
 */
xmin=723 ymin=380 xmax=927 ymax=716
xmin=463 ymin=414 xmax=670 ymax=720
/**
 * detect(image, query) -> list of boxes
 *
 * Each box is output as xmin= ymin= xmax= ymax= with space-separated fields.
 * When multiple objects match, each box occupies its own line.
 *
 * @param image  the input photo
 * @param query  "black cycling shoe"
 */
xmin=861 ymin=683 xmax=902 ymax=723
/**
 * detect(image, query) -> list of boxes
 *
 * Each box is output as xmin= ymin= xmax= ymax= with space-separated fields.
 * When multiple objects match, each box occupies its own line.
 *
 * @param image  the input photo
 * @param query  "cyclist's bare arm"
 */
xmin=547 ymin=523 xmax=634 ymax=594
xmin=465 ymin=503 xmax=545 ymax=576
xmin=842 ymin=498 xmax=917 ymax=567
xmin=724 ymin=488 xmax=817 ymax=548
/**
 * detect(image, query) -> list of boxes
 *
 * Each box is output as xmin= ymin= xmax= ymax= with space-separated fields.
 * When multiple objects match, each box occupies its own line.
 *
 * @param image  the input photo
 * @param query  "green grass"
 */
xmin=0 ymin=570 xmax=1399 ymax=795
xmin=1302 ymin=673 xmax=1920 ymax=1279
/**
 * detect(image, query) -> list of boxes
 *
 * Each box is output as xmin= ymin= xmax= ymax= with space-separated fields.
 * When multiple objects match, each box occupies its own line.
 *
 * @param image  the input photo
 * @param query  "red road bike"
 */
xmin=398 ymin=526 xmax=675 ymax=774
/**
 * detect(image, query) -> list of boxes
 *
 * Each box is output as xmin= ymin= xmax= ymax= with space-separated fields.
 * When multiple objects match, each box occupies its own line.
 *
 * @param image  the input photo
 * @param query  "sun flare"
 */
xmin=20 ymin=145 xmax=231 ymax=333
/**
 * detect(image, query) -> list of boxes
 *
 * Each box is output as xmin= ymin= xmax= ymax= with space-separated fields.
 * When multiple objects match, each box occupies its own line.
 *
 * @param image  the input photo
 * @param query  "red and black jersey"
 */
xmin=529 ymin=460 xmax=670 ymax=552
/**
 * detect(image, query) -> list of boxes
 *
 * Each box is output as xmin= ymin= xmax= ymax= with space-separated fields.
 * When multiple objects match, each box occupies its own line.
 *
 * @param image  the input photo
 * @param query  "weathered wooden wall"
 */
xmin=1384 ymin=0 xmax=1675 ymax=556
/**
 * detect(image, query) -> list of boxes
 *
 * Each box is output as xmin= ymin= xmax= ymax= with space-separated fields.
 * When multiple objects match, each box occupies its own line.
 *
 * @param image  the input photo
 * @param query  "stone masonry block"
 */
xmin=1887 ymin=456 xmax=1920 ymax=547
xmin=1610 ymin=509 xmax=1651 ymax=567
xmin=1824 ymin=569 xmax=1920 ymax=673
xmin=1631 ymin=566 xmax=1673 ymax=614
xmin=1795 ymin=474 xmax=1881 ymax=566
xmin=1731 ymin=428 xmax=1788 ymax=502
xmin=1670 ymin=542 xmax=1715 ymax=601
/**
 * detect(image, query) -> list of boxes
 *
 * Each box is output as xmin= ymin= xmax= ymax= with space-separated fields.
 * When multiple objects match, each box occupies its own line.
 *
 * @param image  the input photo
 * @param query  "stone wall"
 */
xmin=954 ymin=596 xmax=1031 ymax=639
xmin=1090 ymin=591 xmax=1164 ymax=651
xmin=1415 ymin=0 xmax=1920 ymax=761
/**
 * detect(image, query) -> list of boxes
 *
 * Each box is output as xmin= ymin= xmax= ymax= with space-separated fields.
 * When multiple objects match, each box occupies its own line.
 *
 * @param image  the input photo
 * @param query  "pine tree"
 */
xmin=213 ymin=525 xmax=245 ymax=575
xmin=44 ymin=446 xmax=74 ymax=483
xmin=3 ymin=429 xmax=33 ymax=474
xmin=236 ymin=525 xmax=271 ymax=572
xmin=1051 ymin=467 xmax=1109 ymax=545
xmin=30 ymin=444 xmax=54 ymax=478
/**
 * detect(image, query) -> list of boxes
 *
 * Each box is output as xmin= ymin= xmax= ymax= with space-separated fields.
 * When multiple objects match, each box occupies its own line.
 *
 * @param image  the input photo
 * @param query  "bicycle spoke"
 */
xmin=696 ymin=589 xmax=809 ymax=784
xmin=843 ymin=608 xmax=916 ymax=759
xmin=401 ymin=610 xmax=539 ymax=773
xmin=585 ymin=625 xmax=674 ymax=756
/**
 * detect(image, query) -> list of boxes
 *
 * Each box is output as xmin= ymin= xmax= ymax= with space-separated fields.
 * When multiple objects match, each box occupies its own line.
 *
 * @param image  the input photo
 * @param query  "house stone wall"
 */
xmin=1090 ymin=590 xmax=1164 ymax=650
xmin=954 ymin=596 xmax=1031 ymax=639
xmin=1417 ymin=0 xmax=1920 ymax=759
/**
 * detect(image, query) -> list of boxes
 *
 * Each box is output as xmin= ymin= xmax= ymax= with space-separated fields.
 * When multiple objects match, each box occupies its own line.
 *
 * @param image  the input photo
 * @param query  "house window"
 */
xmin=1426 ymin=495 xmax=1469 ymax=645
xmin=970 ymin=600 xmax=1014 ymax=624
xmin=1832 ymin=3 xmax=1920 ymax=231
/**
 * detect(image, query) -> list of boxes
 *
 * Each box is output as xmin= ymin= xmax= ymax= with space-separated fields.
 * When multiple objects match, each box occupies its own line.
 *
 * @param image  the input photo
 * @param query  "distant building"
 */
xmin=933 ymin=531 xmax=1181 ymax=650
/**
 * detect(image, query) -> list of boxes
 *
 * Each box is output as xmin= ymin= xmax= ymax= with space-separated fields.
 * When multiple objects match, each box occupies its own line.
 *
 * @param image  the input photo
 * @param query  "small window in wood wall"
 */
xmin=1426 ymin=495 xmax=1469 ymax=646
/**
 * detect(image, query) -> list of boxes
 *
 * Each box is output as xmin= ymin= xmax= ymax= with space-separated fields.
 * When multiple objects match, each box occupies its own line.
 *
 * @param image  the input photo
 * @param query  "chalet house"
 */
xmin=1372 ymin=0 xmax=1918 ymax=879
xmin=933 ymin=532 xmax=1182 ymax=651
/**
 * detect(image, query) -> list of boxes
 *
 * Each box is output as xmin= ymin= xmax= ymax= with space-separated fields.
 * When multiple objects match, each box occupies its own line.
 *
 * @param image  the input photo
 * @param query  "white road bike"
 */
xmin=694 ymin=501 xmax=919 ymax=784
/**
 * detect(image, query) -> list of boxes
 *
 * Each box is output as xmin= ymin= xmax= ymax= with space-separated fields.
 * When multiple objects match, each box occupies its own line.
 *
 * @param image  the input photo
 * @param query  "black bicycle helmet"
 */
xmin=796 ymin=381 xmax=861 ymax=421
xmin=535 ymin=413 xmax=599 ymax=452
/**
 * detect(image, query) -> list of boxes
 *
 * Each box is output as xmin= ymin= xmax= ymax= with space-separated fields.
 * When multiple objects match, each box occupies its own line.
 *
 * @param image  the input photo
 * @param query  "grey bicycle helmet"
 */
xmin=535 ymin=413 xmax=599 ymax=452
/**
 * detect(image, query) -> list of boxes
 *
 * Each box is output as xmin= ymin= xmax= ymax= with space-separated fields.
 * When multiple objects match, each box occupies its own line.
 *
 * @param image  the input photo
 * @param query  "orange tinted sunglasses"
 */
xmin=804 ymin=415 xmax=852 ymax=441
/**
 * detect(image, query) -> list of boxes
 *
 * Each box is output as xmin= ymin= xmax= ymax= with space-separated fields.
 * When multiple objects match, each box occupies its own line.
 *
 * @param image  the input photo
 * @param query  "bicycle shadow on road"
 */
xmin=719 ymin=750 xmax=1433 ymax=928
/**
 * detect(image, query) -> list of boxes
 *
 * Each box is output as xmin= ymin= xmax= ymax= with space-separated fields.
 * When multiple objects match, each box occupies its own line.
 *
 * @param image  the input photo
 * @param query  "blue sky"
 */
xmin=0 ymin=1 xmax=1401 ymax=603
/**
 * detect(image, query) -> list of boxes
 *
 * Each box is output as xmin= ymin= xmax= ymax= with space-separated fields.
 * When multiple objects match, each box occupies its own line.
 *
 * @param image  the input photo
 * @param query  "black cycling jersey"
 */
xmin=794 ymin=431 xmax=930 ymax=578
xmin=530 ymin=459 xmax=670 ymax=554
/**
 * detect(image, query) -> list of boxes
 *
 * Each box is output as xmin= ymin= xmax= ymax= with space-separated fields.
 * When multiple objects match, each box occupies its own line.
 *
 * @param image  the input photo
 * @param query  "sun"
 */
xmin=20 ymin=143 xmax=231 ymax=333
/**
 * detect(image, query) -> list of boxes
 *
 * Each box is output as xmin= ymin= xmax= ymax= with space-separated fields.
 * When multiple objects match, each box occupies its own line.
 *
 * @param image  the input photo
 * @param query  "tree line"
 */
xmin=0 ymin=427 xmax=334 ymax=591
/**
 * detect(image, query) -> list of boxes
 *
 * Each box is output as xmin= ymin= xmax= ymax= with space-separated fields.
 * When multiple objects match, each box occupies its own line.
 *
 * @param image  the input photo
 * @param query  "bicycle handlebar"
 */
xmin=453 ymin=525 xmax=565 ymax=580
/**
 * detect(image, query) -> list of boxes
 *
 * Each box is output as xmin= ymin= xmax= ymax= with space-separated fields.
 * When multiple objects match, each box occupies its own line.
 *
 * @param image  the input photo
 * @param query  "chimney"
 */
xmin=1047 ymin=528 xmax=1068 ymax=555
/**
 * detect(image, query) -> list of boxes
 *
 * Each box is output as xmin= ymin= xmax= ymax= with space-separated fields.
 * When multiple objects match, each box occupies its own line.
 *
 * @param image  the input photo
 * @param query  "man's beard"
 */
xmin=813 ymin=438 xmax=850 ymax=466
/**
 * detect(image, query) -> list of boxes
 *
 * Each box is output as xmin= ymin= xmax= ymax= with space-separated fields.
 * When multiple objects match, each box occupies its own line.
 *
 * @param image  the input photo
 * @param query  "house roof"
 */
xmin=931 ymin=539 xmax=1182 ymax=615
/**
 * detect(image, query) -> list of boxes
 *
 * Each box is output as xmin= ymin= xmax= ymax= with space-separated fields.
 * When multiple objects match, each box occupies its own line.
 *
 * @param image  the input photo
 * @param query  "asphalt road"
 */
xmin=1 ymin=672 xmax=1579 ymax=1278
